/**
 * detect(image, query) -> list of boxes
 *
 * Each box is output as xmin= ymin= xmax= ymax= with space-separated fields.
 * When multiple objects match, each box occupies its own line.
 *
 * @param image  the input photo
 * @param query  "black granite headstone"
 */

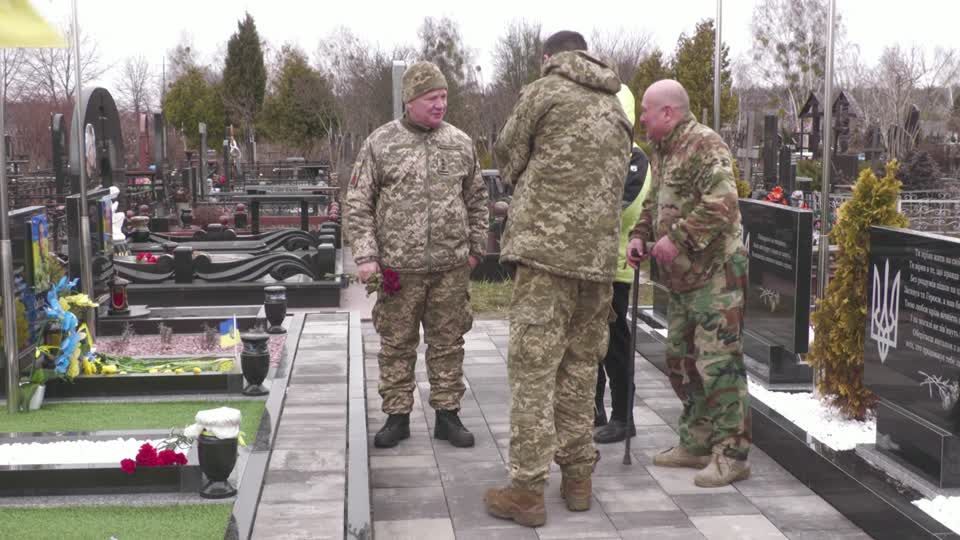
xmin=174 ymin=246 xmax=194 ymax=284
xmin=740 ymin=199 xmax=813 ymax=384
xmin=65 ymin=187 xmax=114 ymax=292
xmin=866 ymin=226 xmax=960 ymax=488
xmin=763 ymin=115 xmax=779 ymax=188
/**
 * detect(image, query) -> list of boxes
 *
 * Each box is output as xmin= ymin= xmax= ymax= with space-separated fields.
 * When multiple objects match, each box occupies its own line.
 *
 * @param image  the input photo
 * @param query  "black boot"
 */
xmin=434 ymin=409 xmax=475 ymax=448
xmin=374 ymin=413 xmax=410 ymax=448
xmin=592 ymin=419 xmax=637 ymax=444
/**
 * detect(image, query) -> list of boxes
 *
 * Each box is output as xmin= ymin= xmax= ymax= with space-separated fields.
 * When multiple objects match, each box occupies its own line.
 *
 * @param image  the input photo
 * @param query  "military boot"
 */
xmin=652 ymin=446 xmax=712 ymax=469
xmin=560 ymin=475 xmax=592 ymax=512
xmin=694 ymin=450 xmax=751 ymax=487
xmin=484 ymin=485 xmax=546 ymax=527
xmin=434 ymin=409 xmax=475 ymax=448
xmin=373 ymin=413 xmax=410 ymax=448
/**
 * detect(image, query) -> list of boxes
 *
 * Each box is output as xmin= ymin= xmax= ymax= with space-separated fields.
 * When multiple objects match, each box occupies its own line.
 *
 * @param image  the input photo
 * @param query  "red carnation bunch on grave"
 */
xmin=135 ymin=252 xmax=157 ymax=264
xmin=120 ymin=442 xmax=187 ymax=474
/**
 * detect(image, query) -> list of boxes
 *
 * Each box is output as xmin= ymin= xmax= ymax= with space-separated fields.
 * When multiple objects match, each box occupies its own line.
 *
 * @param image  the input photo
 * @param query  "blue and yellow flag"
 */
xmin=218 ymin=318 xmax=239 ymax=349
xmin=0 ymin=0 xmax=67 ymax=48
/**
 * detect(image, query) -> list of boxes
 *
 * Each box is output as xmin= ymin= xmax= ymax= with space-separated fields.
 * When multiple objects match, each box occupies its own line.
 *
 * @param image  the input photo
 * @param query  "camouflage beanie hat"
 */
xmin=402 ymin=61 xmax=448 ymax=103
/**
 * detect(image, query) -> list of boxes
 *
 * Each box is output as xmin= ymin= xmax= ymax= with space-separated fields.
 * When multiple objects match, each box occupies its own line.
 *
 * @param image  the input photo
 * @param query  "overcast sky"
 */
xmin=29 ymin=0 xmax=960 ymax=95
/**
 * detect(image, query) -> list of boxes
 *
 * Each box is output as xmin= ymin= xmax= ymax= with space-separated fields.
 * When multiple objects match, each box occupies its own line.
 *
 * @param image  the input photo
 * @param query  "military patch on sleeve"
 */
xmin=351 ymin=162 xmax=363 ymax=187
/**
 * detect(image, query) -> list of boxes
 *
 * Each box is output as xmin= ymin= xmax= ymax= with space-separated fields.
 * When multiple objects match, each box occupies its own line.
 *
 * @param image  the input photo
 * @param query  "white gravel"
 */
xmin=0 ymin=438 xmax=166 ymax=466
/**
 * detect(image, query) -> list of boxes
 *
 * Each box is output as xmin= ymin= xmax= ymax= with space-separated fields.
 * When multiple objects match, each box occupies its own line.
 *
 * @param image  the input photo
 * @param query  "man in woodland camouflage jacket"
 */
xmin=346 ymin=61 xmax=489 ymax=450
xmin=627 ymin=79 xmax=751 ymax=488
xmin=483 ymin=31 xmax=632 ymax=527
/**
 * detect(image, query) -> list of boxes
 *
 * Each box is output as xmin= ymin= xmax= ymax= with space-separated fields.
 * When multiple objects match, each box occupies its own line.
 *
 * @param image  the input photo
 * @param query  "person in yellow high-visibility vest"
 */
xmin=593 ymin=84 xmax=652 ymax=443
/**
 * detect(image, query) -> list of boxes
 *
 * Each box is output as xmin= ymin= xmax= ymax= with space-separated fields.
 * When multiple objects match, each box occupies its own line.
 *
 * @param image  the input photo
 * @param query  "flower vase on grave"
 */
xmin=263 ymin=286 xmax=287 ymax=334
xmin=234 ymin=203 xmax=248 ymax=229
xmin=180 ymin=208 xmax=193 ymax=228
xmin=240 ymin=333 xmax=270 ymax=396
xmin=129 ymin=216 xmax=150 ymax=242
xmin=187 ymin=407 xmax=241 ymax=499
xmin=197 ymin=434 xmax=238 ymax=498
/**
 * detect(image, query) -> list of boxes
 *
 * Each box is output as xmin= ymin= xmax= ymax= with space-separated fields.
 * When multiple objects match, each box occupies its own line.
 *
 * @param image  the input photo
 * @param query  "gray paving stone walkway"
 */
xmin=364 ymin=319 xmax=873 ymax=540
xmin=253 ymin=312 xmax=350 ymax=539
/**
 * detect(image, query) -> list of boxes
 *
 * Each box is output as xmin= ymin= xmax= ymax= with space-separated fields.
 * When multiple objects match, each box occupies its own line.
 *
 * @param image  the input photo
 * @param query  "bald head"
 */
xmin=644 ymin=80 xmax=690 ymax=114
xmin=639 ymin=79 xmax=691 ymax=142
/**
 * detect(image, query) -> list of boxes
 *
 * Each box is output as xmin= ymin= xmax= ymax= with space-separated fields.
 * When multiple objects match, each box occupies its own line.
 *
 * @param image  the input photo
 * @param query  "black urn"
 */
xmin=240 ymin=332 xmax=270 ymax=396
xmin=197 ymin=434 xmax=238 ymax=499
xmin=180 ymin=207 xmax=194 ymax=228
xmin=264 ymin=285 xmax=287 ymax=334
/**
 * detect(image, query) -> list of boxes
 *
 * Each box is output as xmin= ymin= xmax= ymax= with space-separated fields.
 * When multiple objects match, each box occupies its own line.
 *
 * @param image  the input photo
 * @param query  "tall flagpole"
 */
xmin=714 ymin=0 xmax=722 ymax=132
xmin=72 ymin=0 xmax=95 ymax=338
xmin=817 ymin=0 xmax=836 ymax=302
xmin=2 ymin=50 xmax=21 ymax=413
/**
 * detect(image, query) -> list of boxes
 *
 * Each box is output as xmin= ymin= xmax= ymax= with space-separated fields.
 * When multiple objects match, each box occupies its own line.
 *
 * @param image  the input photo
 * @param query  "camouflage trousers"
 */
xmin=372 ymin=264 xmax=473 ymax=414
xmin=665 ymin=252 xmax=751 ymax=460
xmin=507 ymin=264 xmax=612 ymax=492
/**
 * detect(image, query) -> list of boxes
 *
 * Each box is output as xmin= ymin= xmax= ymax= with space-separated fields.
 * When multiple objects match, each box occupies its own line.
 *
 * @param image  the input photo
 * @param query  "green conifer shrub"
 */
xmin=808 ymin=161 xmax=909 ymax=420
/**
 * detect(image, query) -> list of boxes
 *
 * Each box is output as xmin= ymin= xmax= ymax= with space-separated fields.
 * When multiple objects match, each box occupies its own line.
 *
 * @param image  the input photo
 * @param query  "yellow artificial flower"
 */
xmin=100 ymin=364 xmax=118 ymax=375
xmin=192 ymin=367 xmax=202 ymax=374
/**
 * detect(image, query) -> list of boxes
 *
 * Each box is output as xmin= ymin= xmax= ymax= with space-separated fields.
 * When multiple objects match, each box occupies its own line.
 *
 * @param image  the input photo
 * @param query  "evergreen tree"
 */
xmin=629 ymin=49 xmax=671 ymax=139
xmin=260 ymin=46 xmax=339 ymax=157
xmin=672 ymin=19 xmax=737 ymax=126
xmin=162 ymin=67 xmax=226 ymax=149
xmin=900 ymin=150 xmax=942 ymax=190
xmin=222 ymin=13 xmax=266 ymax=159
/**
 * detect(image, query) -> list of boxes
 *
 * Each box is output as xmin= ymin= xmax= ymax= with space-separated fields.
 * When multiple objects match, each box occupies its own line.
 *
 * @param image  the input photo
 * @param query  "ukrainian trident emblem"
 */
xmin=870 ymin=259 xmax=901 ymax=364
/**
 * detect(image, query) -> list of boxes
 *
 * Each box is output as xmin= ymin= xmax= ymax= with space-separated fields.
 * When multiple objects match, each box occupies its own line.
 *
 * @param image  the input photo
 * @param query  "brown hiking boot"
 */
xmin=484 ymin=485 xmax=546 ymax=527
xmin=694 ymin=451 xmax=751 ymax=487
xmin=652 ymin=446 xmax=712 ymax=469
xmin=560 ymin=476 xmax=591 ymax=511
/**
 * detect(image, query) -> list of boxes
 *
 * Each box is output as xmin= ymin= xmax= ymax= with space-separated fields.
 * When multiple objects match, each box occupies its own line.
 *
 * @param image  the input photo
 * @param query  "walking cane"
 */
xmin=623 ymin=253 xmax=641 ymax=465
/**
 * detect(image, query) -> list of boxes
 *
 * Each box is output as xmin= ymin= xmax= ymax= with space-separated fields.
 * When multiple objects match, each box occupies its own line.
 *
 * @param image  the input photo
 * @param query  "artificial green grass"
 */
xmin=0 ymin=399 xmax=265 ymax=437
xmin=0 ymin=503 xmax=232 ymax=539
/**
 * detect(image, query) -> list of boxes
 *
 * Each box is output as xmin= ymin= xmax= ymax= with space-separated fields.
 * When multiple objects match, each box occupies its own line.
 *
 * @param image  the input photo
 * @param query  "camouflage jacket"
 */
xmin=346 ymin=118 xmax=489 ymax=273
xmin=631 ymin=113 xmax=745 ymax=293
xmin=495 ymin=51 xmax=632 ymax=282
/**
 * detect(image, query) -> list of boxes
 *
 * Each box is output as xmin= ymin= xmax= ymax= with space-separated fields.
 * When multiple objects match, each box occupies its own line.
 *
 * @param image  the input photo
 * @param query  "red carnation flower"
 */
xmin=381 ymin=268 xmax=401 ymax=296
xmin=157 ymin=449 xmax=188 ymax=466
xmin=120 ymin=458 xmax=137 ymax=475
xmin=157 ymin=449 xmax=177 ymax=466
xmin=135 ymin=442 xmax=160 ymax=467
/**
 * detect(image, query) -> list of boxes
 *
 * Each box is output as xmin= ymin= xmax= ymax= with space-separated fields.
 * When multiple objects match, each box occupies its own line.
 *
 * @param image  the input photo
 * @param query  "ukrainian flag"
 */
xmin=219 ymin=318 xmax=239 ymax=348
xmin=0 ymin=0 xmax=66 ymax=48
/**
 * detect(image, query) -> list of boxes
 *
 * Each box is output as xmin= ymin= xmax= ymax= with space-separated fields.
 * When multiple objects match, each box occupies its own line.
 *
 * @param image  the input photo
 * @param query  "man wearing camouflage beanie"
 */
xmin=346 ymin=61 xmax=489 ymax=449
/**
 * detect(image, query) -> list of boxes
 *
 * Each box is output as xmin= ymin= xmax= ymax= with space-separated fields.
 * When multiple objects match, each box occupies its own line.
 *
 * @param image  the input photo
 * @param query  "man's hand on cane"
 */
xmin=626 ymin=237 xmax=649 ymax=268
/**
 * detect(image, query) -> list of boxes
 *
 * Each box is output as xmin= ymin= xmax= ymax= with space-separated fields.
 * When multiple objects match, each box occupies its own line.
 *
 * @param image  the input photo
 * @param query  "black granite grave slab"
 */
xmin=0 ymin=430 xmax=201 ymax=496
xmin=97 ymin=305 xmax=265 ymax=335
xmin=43 ymin=368 xmax=245 ymax=398
xmin=740 ymin=199 xmax=813 ymax=385
xmin=636 ymin=327 xmax=956 ymax=539
xmin=127 ymin=279 xmax=342 ymax=308
xmin=866 ymin=226 xmax=960 ymax=488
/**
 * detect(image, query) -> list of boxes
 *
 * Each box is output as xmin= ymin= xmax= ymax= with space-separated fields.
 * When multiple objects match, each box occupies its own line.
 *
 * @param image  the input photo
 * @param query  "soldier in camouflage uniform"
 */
xmin=484 ymin=31 xmax=633 ymax=527
xmin=626 ymin=79 xmax=751 ymax=487
xmin=346 ymin=61 xmax=489 ymax=449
